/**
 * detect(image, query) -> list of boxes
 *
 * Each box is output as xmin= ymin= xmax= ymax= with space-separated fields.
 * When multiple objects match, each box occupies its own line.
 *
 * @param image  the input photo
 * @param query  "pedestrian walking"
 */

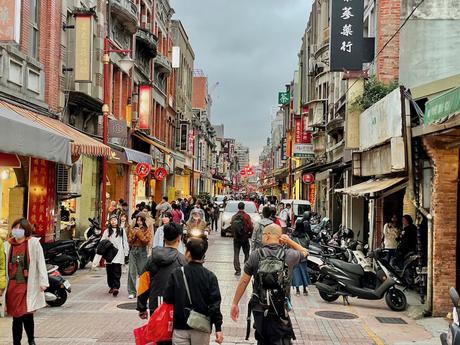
xmin=93 ymin=214 xmax=129 ymax=297
xmin=156 ymin=196 xmax=172 ymax=220
xmin=277 ymin=203 xmax=291 ymax=233
xmin=3 ymin=218 xmax=49 ymax=345
xmin=230 ymin=202 xmax=254 ymax=276
xmin=127 ymin=214 xmax=151 ymax=299
xmin=251 ymin=206 xmax=273 ymax=251
xmin=164 ymin=238 xmax=224 ymax=345
xmin=171 ymin=203 xmax=184 ymax=225
xmin=153 ymin=211 xmax=173 ymax=248
xmin=210 ymin=203 xmax=220 ymax=232
xmin=137 ymin=223 xmax=187 ymax=320
xmin=290 ymin=219 xmax=311 ymax=296
xmin=382 ymin=214 xmax=400 ymax=263
xmin=230 ymin=224 xmax=308 ymax=345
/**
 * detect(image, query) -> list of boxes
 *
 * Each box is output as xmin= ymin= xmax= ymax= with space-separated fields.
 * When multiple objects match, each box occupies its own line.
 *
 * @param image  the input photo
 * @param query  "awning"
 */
xmin=335 ymin=177 xmax=407 ymax=197
xmin=0 ymin=100 xmax=111 ymax=157
xmin=108 ymin=146 xmax=130 ymax=165
xmin=0 ymin=104 xmax=72 ymax=165
xmin=133 ymin=130 xmax=171 ymax=154
xmin=124 ymin=148 xmax=153 ymax=165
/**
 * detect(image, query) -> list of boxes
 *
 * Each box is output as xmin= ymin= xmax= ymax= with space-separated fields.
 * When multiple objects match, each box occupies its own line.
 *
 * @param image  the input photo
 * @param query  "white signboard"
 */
xmin=359 ymin=88 xmax=402 ymax=151
xmin=293 ymin=144 xmax=314 ymax=158
xmin=172 ymin=46 xmax=180 ymax=68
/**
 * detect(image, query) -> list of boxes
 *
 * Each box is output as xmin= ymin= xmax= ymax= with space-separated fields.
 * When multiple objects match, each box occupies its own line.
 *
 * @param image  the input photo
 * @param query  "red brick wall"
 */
xmin=192 ymin=77 xmax=207 ymax=110
xmin=423 ymin=137 xmax=458 ymax=316
xmin=376 ymin=0 xmax=400 ymax=84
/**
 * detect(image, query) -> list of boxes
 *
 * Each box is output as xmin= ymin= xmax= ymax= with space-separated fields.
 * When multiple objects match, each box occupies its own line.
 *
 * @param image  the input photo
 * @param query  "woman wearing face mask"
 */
xmin=92 ymin=214 xmax=129 ymax=297
xmin=3 ymin=218 xmax=48 ymax=345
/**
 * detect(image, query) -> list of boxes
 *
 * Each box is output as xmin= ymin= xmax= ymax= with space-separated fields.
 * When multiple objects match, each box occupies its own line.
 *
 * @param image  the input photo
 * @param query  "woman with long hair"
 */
xmin=290 ymin=219 xmax=311 ymax=296
xmin=93 ymin=214 xmax=129 ymax=297
xmin=3 ymin=218 xmax=48 ymax=345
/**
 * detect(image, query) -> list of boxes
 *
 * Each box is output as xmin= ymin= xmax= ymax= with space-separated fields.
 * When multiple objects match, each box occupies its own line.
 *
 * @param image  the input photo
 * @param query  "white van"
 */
xmin=280 ymin=199 xmax=311 ymax=222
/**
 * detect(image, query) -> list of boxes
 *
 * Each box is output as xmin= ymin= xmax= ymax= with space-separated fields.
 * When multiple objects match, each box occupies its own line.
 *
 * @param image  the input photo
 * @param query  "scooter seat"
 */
xmin=42 ymin=240 xmax=75 ymax=250
xmin=329 ymin=259 xmax=364 ymax=276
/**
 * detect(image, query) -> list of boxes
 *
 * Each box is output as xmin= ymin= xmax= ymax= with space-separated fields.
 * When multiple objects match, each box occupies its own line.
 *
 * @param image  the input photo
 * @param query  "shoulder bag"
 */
xmin=181 ymin=267 xmax=212 ymax=333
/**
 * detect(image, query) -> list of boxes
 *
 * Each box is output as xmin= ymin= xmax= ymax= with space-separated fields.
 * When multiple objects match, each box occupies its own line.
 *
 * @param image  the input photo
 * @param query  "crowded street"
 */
xmin=0 ymin=229 xmax=446 ymax=345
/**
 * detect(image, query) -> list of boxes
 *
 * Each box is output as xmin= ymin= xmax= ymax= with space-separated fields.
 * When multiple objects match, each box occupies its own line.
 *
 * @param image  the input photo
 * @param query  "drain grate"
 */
xmin=315 ymin=311 xmax=358 ymax=320
xmin=91 ymin=275 xmax=103 ymax=278
xmin=376 ymin=317 xmax=407 ymax=324
xmin=116 ymin=302 xmax=137 ymax=310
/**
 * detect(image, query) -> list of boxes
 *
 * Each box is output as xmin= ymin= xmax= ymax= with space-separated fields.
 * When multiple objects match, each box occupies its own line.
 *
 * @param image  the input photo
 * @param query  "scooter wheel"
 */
xmin=46 ymin=288 xmax=68 ymax=307
xmin=61 ymin=260 xmax=78 ymax=276
xmin=385 ymin=288 xmax=407 ymax=311
xmin=319 ymin=290 xmax=340 ymax=303
xmin=79 ymin=258 xmax=88 ymax=269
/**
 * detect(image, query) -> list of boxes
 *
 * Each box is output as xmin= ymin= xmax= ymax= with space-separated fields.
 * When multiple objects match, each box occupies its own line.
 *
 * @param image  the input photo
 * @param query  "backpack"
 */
xmin=252 ymin=220 xmax=273 ymax=250
xmin=231 ymin=213 xmax=247 ymax=239
xmin=253 ymin=248 xmax=290 ymax=319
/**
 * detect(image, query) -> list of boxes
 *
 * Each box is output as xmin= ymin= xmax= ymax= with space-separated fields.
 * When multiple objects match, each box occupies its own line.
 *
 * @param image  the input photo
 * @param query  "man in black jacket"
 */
xmin=137 ymin=223 xmax=187 ymax=319
xmin=164 ymin=238 xmax=224 ymax=345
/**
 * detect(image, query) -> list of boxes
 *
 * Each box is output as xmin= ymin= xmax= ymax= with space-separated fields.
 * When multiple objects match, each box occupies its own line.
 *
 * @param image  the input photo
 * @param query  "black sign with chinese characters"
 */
xmin=330 ymin=0 xmax=364 ymax=71
xmin=180 ymin=123 xmax=188 ymax=151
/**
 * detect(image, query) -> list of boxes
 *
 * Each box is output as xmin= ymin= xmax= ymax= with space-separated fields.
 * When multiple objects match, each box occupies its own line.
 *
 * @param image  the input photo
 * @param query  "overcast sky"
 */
xmin=170 ymin=0 xmax=312 ymax=165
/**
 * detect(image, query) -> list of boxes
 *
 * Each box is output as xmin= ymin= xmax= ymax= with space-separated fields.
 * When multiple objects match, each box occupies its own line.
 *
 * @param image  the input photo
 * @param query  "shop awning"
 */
xmin=133 ymin=130 xmax=172 ymax=154
xmin=335 ymin=177 xmax=407 ymax=197
xmin=108 ymin=145 xmax=130 ymax=165
xmin=124 ymin=148 xmax=153 ymax=165
xmin=0 ymin=105 xmax=72 ymax=165
xmin=0 ymin=101 xmax=111 ymax=157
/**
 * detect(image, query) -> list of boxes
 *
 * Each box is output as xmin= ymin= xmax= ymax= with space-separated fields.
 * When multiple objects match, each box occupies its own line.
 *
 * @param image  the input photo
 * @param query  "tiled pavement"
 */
xmin=0 ymin=231 xmax=446 ymax=344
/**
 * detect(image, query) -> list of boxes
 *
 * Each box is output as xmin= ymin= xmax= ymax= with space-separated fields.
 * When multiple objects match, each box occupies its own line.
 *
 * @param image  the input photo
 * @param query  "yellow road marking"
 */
xmin=347 ymin=304 xmax=385 ymax=345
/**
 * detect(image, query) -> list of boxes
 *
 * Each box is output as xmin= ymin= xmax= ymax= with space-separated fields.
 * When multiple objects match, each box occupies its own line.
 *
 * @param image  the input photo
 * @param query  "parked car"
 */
xmin=281 ymin=199 xmax=312 ymax=222
xmin=220 ymin=201 xmax=261 ymax=237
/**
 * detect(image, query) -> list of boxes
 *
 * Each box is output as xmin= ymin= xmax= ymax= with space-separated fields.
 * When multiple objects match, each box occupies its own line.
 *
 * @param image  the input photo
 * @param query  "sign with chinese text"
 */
xmin=0 ymin=0 xmax=21 ymax=43
xmin=153 ymin=167 xmax=167 ymax=181
xmin=281 ymin=137 xmax=287 ymax=161
xmin=293 ymin=144 xmax=314 ymax=158
xmin=108 ymin=119 xmax=128 ymax=146
xmin=188 ymin=131 xmax=195 ymax=156
xmin=330 ymin=0 xmax=364 ymax=71
xmin=302 ymin=173 xmax=314 ymax=184
xmin=74 ymin=15 xmax=93 ymax=82
xmin=138 ymin=85 xmax=152 ymax=130
xmin=135 ymin=163 xmax=151 ymax=179
xmin=180 ymin=123 xmax=189 ymax=151
xmin=278 ymin=91 xmax=290 ymax=105
xmin=28 ymin=158 xmax=56 ymax=242
xmin=308 ymin=183 xmax=316 ymax=207
xmin=425 ymin=86 xmax=460 ymax=125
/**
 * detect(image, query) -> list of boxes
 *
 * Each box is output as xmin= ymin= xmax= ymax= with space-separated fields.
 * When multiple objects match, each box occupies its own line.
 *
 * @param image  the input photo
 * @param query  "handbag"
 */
xmin=144 ymin=303 xmax=174 ymax=343
xmin=133 ymin=324 xmax=150 ymax=345
xmin=181 ymin=267 xmax=212 ymax=333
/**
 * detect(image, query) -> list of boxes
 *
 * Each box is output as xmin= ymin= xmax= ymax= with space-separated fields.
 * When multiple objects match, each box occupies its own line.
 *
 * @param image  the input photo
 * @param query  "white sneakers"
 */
xmin=128 ymin=294 xmax=135 ymax=299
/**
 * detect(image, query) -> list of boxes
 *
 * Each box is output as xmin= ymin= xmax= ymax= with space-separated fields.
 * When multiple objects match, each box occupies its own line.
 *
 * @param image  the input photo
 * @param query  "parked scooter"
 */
xmin=42 ymin=240 xmax=79 ymax=276
xmin=315 ymin=251 xmax=407 ymax=311
xmin=441 ymin=287 xmax=460 ymax=345
xmin=78 ymin=218 xmax=101 ymax=269
xmin=376 ymin=248 xmax=421 ymax=289
xmin=45 ymin=265 xmax=71 ymax=307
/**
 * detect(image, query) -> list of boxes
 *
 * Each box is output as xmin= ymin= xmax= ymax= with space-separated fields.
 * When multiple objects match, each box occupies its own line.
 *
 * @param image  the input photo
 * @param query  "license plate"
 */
xmin=63 ymin=281 xmax=71 ymax=289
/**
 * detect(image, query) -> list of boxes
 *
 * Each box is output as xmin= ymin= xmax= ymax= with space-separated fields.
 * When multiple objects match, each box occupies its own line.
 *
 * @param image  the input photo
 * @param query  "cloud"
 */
xmin=170 ymin=0 xmax=312 ymax=164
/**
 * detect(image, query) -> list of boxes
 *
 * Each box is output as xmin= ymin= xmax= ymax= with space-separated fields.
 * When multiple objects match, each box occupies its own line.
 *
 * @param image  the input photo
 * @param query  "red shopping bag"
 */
xmin=144 ymin=303 xmax=174 ymax=343
xmin=133 ymin=324 xmax=150 ymax=345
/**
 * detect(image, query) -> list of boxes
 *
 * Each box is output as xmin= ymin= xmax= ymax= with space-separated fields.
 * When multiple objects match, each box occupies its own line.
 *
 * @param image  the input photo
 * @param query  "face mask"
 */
xmin=12 ymin=228 xmax=25 ymax=239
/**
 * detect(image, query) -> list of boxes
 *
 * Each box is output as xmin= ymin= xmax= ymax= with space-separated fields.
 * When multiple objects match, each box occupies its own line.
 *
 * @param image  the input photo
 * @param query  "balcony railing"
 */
xmin=326 ymin=116 xmax=344 ymax=136
xmin=136 ymin=27 xmax=158 ymax=58
xmin=111 ymin=0 xmax=138 ymax=34
xmin=154 ymin=53 xmax=172 ymax=75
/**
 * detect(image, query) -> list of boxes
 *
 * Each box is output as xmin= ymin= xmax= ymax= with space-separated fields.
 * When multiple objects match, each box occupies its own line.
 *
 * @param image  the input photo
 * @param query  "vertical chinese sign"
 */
xmin=330 ymin=0 xmax=364 ymax=71
xmin=28 ymin=159 xmax=56 ymax=243
xmin=74 ymin=14 xmax=93 ymax=82
xmin=0 ymin=0 xmax=21 ymax=43
xmin=138 ymin=85 xmax=152 ymax=130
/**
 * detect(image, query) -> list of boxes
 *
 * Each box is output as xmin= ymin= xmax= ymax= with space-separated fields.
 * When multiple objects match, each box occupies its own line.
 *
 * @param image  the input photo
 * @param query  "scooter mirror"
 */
xmin=449 ymin=287 xmax=460 ymax=307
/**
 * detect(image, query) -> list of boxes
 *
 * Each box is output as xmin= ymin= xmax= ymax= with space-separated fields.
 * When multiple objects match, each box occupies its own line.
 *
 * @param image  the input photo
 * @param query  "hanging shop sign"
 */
xmin=153 ymin=167 xmax=167 ymax=181
xmin=138 ymin=85 xmax=152 ymax=130
xmin=425 ymin=86 xmax=460 ymax=125
xmin=330 ymin=0 xmax=364 ymax=71
xmin=302 ymin=173 xmax=314 ymax=184
xmin=180 ymin=123 xmax=189 ymax=151
xmin=135 ymin=162 xmax=151 ymax=179
xmin=74 ymin=14 xmax=93 ymax=82
xmin=293 ymin=143 xmax=314 ymax=158
xmin=278 ymin=91 xmax=290 ymax=105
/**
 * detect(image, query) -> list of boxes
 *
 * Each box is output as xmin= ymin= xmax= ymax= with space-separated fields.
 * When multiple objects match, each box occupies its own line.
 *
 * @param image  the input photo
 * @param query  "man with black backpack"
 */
xmin=230 ymin=224 xmax=308 ymax=345
xmin=231 ymin=202 xmax=254 ymax=276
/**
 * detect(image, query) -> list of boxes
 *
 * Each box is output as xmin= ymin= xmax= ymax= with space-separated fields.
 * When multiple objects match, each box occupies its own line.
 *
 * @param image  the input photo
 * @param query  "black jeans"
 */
xmin=106 ymin=263 xmax=122 ymax=289
xmin=12 ymin=314 xmax=34 ymax=345
xmin=233 ymin=239 xmax=250 ymax=273
xmin=253 ymin=310 xmax=294 ymax=345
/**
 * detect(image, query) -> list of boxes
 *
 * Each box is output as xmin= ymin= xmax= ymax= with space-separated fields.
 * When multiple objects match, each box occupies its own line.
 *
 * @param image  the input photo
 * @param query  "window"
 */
xmin=27 ymin=68 xmax=40 ymax=93
xmin=8 ymin=59 xmax=23 ymax=86
xmin=29 ymin=0 xmax=39 ymax=58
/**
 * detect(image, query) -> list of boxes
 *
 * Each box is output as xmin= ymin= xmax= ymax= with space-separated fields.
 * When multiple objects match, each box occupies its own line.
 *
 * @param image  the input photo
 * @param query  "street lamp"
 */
xmin=100 ymin=37 xmax=133 ymax=231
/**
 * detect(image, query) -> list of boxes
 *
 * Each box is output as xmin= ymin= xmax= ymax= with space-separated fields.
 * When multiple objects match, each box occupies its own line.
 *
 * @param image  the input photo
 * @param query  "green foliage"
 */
xmin=353 ymin=77 xmax=399 ymax=111
xmin=197 ymin=192 xmax=211 ymax=205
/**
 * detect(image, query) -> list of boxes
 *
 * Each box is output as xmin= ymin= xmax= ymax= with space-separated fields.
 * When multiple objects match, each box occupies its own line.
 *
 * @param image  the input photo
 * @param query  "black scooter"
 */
xmin=315 ymin=251 xmax=407 ymax=311
xmin=441 ymin=287 xmax=460 ymax=345
xmin=78 ymin=218 xmax=101 ymax=269
xmin=45 ymin=265 xmax=71 ymax=307
xmin=42 ymin=240 xmax=79 ymax=275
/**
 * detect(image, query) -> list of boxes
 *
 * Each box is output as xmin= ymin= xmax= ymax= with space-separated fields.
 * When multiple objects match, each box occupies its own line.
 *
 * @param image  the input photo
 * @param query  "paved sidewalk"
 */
xmin=0 ymin=231 xmax=447 ymax=344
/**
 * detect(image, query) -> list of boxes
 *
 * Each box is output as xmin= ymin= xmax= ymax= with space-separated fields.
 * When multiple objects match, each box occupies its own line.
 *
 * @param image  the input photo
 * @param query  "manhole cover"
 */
xmin=116 ymin=302 xmax=137 ymax=310
xmin=315 ymin=311 xmax=358 ymax=320
xmin=376 ymin=317 xmax=407 ymax=324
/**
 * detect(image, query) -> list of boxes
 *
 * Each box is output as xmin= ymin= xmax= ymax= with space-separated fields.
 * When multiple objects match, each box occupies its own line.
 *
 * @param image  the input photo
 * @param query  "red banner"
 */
xmin=28 ymin=158 xmax=56 ymax=242
xmin=138 ymin=85 xmax=152 ymax=130
xmin=295 ymin=118 xmax=303 ymax=143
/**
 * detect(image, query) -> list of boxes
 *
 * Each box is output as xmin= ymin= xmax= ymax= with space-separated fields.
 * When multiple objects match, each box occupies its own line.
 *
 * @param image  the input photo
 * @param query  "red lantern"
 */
xmin=154 ymin=167 xmax=167 ymax=181
xmin=135 ymin=163 xmax=151 ymax=179
xmin=302 ymin=173 xmax=314 ymax=184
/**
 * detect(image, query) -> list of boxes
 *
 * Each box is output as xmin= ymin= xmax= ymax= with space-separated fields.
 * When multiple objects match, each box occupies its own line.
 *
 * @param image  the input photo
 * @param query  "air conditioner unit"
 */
xmin=57 ymin=159 xmax=83 ymax=195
